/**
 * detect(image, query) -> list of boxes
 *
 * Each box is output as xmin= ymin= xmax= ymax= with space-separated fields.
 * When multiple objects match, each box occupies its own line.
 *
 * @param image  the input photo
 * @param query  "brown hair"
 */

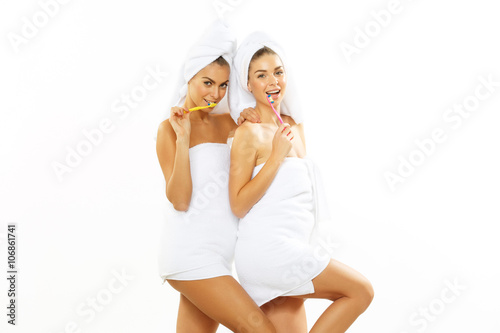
xmin=250 ymin=46 xmax=277 ymax=64
xmin=248 ymin=47 xmax=279 ymax=81
xmin=211 ymin=56 xmax=229 ymax=67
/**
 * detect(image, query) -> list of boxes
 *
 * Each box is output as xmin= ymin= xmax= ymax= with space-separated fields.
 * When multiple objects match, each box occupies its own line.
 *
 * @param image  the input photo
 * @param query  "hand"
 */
xmin=169 ymin=106 xmax=191 ymax=142
xmin=270 ymin=122 xmax=294 ymax=162
xmin=237 ymin=107 xmax=261 ymax=125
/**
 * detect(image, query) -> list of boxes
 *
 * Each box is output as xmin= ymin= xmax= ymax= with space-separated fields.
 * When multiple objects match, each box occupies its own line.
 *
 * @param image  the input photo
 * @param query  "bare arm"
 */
xmin=229 ymin=123 xmax=294 ymax=218
xmin=156 ymin=108 xmax=192 ymax=211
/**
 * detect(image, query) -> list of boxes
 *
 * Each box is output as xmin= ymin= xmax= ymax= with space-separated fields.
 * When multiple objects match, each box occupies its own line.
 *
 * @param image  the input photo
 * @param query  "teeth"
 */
xmin=267 ymin=90 xmax=279 ymax=94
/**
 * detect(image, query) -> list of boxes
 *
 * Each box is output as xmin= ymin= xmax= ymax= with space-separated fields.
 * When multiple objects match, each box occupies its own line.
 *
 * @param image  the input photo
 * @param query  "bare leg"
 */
xmin=261 ymin=297 xmax=307 ymax=333
xmin=176 ymin=294 xmax=219 ymax=333
xmin=168 ymin=276 xmax=276 ymax=333
xmin=300 ymin=259 xmax=374 ymax=333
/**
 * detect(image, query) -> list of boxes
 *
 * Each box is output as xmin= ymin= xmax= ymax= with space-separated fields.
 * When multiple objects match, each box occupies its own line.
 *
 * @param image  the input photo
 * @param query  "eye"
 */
xmin=220 ymin=83 xmax=228 ymax=88
xmin=275 ymin=70 xmax=284 ymax=76
xmin=204 ymin=81 xmax=212 ymax=86
xmin=258 ymin=74 xmax=266 ymax=79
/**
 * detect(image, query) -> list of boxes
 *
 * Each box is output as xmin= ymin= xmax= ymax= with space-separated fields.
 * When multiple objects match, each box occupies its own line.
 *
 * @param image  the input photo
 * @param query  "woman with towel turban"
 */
xmin=228 ymin=32 xmax=374 ymax=332
xmin=156 ymin=22 xmax=276 ymax=333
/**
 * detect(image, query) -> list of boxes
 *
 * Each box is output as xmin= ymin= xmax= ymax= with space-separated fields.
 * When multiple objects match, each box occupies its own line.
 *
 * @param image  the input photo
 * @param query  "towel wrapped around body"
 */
xmin=235 ymin=157 xmax=331 ymax=306
xmin=159 ymin=143 xmax=238 ymax=281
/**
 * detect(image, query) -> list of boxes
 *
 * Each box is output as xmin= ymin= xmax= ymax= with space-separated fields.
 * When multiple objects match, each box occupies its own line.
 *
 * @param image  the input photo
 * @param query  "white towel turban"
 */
xmin=170 ymin=20 xmax=236 ymax=114
xmin=229 ymin=31 xmax=304 ymax=124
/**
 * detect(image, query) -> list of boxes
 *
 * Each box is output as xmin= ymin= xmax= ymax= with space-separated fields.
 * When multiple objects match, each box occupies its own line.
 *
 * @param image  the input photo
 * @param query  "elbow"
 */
xmin=230 ymin=202 xmax=248 ymax=219
xmin=172 ymin=202 xmax=189 ymax=212
xmin=232 ymin=208 xmax=246 ymax=219
xmin=166 ymin=191 xmax=190 ymax=212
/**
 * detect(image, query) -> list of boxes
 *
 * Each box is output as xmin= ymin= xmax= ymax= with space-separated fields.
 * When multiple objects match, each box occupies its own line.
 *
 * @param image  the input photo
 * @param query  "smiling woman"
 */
xmin=185 ymin=56 xmax=230 ymax=108
xmin=228 ymin=32 xmax=374 ymax=332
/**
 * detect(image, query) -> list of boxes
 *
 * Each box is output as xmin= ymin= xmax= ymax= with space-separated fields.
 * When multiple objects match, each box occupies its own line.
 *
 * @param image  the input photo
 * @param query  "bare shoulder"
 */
xmin=234 ymin=121 xmax=263 ymax=145
xmin=235 ymin=120 xmax=261 ymax=136
xmin=158 ymin=118 xmax=173 ymax=132
xmin=157 ymin=118 xmax=176 ymax=143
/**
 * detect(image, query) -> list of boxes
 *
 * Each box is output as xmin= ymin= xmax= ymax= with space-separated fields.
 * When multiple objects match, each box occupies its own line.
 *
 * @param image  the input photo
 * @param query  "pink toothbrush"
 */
xmin=266 ymin=95 xmax=283 ymax=124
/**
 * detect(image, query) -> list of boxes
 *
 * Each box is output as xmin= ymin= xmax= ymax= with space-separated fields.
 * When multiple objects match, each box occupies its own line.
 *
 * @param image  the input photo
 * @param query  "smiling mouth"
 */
xmin=203 ymin=99 xmax=216 ymax=105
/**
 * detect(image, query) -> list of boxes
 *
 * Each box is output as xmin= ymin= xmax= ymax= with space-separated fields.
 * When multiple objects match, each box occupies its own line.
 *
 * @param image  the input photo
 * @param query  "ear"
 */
xmin=247 ymin=81 xmax=252 ymax=92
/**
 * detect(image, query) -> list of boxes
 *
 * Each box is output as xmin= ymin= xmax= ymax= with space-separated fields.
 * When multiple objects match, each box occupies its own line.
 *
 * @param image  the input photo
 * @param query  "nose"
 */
xmin=268 ymin=74 xmax=278 ymax=86
xmin=210 ymin=86 xmax=220 ymax=100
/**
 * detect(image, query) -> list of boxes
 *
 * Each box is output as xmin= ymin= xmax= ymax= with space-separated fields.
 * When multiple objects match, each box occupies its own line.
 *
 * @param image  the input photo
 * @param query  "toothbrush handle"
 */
xmin=187 ymin=104 xmax=217 ymax=112
xmin=270 ymin=104 xmax=283 ymax=124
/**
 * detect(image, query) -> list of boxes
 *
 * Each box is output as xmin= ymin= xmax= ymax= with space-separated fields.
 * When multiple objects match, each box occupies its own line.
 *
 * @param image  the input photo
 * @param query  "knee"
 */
xmin=355 ymin=278 xmax=374 ymax=313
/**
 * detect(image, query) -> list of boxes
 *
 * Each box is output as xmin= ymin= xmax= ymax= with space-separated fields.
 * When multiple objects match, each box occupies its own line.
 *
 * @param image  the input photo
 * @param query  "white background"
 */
xmin=1 ymin=0 xmax=499 ymax=332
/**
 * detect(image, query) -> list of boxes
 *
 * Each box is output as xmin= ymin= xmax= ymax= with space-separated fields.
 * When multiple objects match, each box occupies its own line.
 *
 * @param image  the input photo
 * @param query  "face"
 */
xmin=186 ymin=62 xmax=230 ymax=108
xmin=247 ymin=53 xmax=287 ymax=107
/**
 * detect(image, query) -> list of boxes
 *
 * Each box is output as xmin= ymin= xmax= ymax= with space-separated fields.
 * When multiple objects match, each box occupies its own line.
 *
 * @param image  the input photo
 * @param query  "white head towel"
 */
xmin=229 ymin=31 xmax=304 ymax=124
xmin=170 ymin=20 xmax=236 ymax=114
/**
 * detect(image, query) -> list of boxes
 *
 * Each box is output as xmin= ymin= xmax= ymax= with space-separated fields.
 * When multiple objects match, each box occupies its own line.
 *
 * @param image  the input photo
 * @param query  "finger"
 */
xmin=282 ymin=127 xmax=292 ymax=137
xmin=280 ymin=123 xmax=291 ymax=132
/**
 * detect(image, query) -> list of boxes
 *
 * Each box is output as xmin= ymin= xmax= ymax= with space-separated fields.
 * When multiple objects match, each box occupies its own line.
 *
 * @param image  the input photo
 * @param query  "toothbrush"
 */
xmin=266 ymin=95 xmax=283 ymax=124
xmin=186 ymin=102 xmax=217 ymax=112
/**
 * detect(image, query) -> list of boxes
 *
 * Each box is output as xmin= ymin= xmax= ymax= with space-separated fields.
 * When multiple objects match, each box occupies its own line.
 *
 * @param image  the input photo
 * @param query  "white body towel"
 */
xmin=235 ymin=157 xmax=331 ymax=306
xmin=159 ymin=143 xmax=238 ymax=281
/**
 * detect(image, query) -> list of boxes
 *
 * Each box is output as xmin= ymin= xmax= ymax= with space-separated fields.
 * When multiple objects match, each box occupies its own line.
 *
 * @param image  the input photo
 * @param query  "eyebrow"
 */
xmin=202 ymin=77 xmax=229 ymax=84
xmin=202 ymin=77 xmax=215 ymax=83
xmin=254 ymin=66 xmax=283 ymax=74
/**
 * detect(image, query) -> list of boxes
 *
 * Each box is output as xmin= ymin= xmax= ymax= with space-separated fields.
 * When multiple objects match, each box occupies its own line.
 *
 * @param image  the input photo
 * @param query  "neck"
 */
xmin=256 ymin=101 xmax=281 ymax=126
